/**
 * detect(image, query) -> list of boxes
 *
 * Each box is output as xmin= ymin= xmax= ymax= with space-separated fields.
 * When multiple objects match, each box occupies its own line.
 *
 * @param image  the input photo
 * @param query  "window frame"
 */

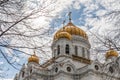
xmin=65 ymin=44 xmax=69 ymax=54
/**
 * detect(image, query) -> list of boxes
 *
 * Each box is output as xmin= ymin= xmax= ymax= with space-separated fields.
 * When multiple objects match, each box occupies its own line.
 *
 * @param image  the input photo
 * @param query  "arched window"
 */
xmin=22 ymin=71 xmax=24 ymax=77
xmin=57 ymin=45 xmax=60 ymax=55
xmin=82 ymin=47 xmax=85 ymax=57
xmin=75 ymin=46 xmax=78 ymax=55
xmin=109 ymin=66 xmax=114 ymax=73
xmin=30 ymin=69 xmax=32 ymax=73
xmin=55 ymin=67 xmax=58 ymax=73
xmin=66 ymin=44 xmax=69 ymax=54
xmin=87 ymin=50 xmax=89 ymax=59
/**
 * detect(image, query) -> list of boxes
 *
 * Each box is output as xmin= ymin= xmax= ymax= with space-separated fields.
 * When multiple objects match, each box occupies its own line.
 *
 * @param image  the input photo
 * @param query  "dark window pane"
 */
xmin=75 ymin=46 xmax=78 ymax=56
xmin=66 ymin=44 xmax=69 ymax=54
xmin=57 ymin=45 xmax=60 ymax=55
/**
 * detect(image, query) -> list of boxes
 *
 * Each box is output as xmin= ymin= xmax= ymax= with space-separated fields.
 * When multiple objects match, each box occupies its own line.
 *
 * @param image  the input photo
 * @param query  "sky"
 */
xmin=0 ymin=0 xmax=120 ymax=80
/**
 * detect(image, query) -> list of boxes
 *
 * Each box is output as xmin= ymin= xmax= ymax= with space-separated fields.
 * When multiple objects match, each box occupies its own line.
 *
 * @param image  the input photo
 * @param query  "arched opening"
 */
xmin=30 ymin=69 xmax=32 ymax=73
xmin=75 ymin=46 xmax=78 ymax=56
xmin=87 ymin=50 xmax=89 ymax=59
xmin=109 ymin=66 xmax=114 ymax=73
xmin=82 ymin=47 xmax=85 ymax=57
xmin=66 ymin=44 xmax=69 ymax=54
xmin=57 ymin=45 xmax=60 ymax=55
xmin=95 ymin=65 xmax=99 ymax=70
xmin=55 ymin=67 xmax=58 ymax=73
xmin=22 ymin=71 xmax=24 ymax=77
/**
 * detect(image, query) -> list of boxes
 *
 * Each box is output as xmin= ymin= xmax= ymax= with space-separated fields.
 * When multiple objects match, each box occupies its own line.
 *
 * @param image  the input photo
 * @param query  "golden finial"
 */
xmin=62 ymin=20 xmax=66 ymax=31
xmin=68 ymin=12 xmax=72 ymax=22
xmin=63 ymin=20 xmax=65 ymax=26
xmin=33 ymin=47 xmax=37 ymax=55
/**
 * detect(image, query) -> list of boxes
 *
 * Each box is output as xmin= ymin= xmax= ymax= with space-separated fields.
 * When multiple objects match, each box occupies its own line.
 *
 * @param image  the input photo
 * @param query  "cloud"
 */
xmin=0 ymin=62 xmax=4 ymax=65
xmin=3 ymin=79 xmax=13 ymax=80
xmin=96 ymin=10 xmax=107 ymax=16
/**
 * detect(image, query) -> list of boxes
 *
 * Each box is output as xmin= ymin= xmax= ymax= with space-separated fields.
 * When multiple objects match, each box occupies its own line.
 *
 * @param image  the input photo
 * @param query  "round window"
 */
xmin=55 ymin=67 xmax=58 ymax=72
xmin=95 ymin=65 xmax=99 ymax=70
xmin=109 ymin=66 xmax=114 ymax=73
xmin=67 ymin=67 xmax=71 ymax=72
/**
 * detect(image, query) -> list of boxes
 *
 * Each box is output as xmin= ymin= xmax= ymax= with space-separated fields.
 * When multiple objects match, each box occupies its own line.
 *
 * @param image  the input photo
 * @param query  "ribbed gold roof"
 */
xmin=28 ymin=53 xmax=39 ymax=64
xmin=54 ymin=31 xmax=71 ymax=40
xmin=106 ymin=49 xmax=118 ymax=58
xmin=54 ymin=22 xmax=88 ymax=40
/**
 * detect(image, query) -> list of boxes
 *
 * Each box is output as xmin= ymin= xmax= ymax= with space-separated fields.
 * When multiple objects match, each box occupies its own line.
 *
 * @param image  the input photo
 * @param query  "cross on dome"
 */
xmin=68 ymin=12 xmax=72 ymax=22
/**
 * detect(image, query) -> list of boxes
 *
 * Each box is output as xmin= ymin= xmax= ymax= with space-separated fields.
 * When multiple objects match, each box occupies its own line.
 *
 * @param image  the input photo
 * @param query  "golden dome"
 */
xmin=54 ymin=22 xmax=88 ymax=40
xmin=28 ymin=53 xmax=39 ymax=64
xmin=106 ymin=49 xmax=118 ymax=58
xmin=54 ymin=31 xmax=71 ymax=40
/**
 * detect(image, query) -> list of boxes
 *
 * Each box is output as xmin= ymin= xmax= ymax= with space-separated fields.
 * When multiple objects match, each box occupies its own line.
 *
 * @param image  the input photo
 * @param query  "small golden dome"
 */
xmin=106 ymin=49 xmax=118 ymax=58
xmin=54 ymin=22 xmax=88 ymax=40
xmin=28 ymin=53 xmax=39 ymax=64
xmin=54 ymin=31 xmax=71 ymax=40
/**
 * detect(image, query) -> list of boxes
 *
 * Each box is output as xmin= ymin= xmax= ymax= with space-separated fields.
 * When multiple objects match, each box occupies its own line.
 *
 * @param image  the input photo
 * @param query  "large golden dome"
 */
xmin=54 ymin=31 xmax=71 ymax=40
xmin=106 ymin=49 xmax=118 ymax=58
xmin=28 ymin=53 xmax=39 ymax=64
xmin=54 ymin=22 xmax=88 ymax=40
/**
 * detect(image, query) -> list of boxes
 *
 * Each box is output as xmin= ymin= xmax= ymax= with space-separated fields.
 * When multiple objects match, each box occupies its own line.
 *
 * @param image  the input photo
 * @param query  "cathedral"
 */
xmin=14 ymin=13 xmax=120 ymax=80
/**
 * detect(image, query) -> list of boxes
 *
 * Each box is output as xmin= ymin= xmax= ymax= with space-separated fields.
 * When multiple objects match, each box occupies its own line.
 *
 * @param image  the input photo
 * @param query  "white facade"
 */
xmin=14 ymin=21 xmax=120 ymax=80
